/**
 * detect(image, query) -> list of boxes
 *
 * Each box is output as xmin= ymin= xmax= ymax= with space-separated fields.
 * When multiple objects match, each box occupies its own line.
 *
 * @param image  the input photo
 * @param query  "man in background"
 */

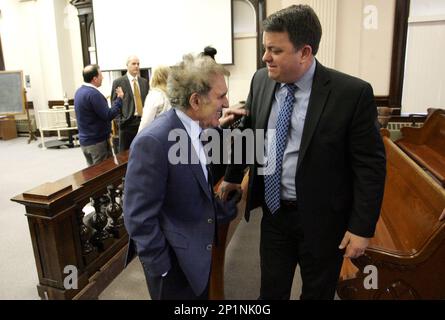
xmin=111 ymin=55 xmax=149 ymax=152
xmin=74 ymin=64 xmax=124 ymax=166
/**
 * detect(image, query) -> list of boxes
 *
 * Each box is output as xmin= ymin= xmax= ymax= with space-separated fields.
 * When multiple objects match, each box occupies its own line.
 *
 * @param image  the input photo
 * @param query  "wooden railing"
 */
xmin=11 ymin=152 xmax=129 ymax=299
xmin=11 ymin=152 xmax=247 ymax=300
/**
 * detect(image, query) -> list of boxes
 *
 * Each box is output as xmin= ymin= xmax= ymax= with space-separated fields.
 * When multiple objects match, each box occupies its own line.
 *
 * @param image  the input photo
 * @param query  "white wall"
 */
xmin=335 ymin=0 xmax=395 ymax=95
xmin=53 ymin=0 xmax=83 ymax=98
xmin=227 ymin=36 xmax=257 ymax=106
xmin=0 ymin=0 xmax=83 ymax=128
xmin=0 ymin=0 xmax=44 ymax=123
xmin=93 ymin=0 xmax=233 ymax=70
xmin=100 ymin=0 xmax=258 ymax=107
xmin=226 ymin=0 xmax=257 ymax=106
xmin=267 ymin=0 xmax=395 ymax=96
xmin=401 ymin=0 xmax=445 ymax=114
xmin=410 ymin=0 xmax=445 ymax=17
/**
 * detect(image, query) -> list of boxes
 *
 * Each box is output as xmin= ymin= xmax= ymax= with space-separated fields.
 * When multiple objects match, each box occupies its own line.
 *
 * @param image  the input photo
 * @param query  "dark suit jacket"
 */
xmin=123 ymin=108 xmax=236 ymax=296
xmin=225 ymin=61 xmax=386 ymax=258
xmin=111 ymin=74 xmax=149 ymax=126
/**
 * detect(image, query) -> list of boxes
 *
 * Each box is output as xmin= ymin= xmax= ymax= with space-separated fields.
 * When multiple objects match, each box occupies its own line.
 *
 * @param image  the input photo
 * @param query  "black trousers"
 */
xmin=259 ymin=204 xmax=344 ymax=300
xmin=118 ymin=117 xmax=140 ymax=153
xmin=141 ymin=253 xmax=209 ymax=300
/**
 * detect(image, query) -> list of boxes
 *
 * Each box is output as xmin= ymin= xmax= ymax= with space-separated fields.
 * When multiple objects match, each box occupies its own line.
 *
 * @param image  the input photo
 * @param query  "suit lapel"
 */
xmin=124 ymin=76 xmax=134 ymax=100
xmin=297 ymin=61 xmax=331 ymax=171
xmin=189 ymin=158 xmax=212 ymax=201
xmin=257 ymin=78 xmax=279 ymax=130
xmin=170 ymin=110 xmax=212 ymax=201
xmin=137 ymin=77 xmax=146 ymax=96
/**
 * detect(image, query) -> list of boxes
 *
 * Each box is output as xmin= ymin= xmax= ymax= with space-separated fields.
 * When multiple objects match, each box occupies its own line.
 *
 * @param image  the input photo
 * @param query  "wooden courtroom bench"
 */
xmin=396 ymin=109 xmax=445 ymax=187
xmin=337 ymin=129 xmax=445 ymax=299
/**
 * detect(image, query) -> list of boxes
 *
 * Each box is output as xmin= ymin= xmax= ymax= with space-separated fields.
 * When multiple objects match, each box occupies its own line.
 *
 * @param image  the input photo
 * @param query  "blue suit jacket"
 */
xmin=123 ymin=108 xmax=234 ymax=295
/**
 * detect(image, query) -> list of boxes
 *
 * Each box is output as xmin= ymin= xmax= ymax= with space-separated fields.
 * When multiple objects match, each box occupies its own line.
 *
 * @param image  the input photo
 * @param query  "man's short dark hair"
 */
xmin=83 ymin=64 xmax=100 ymax=83
xmin=263 ymin=5 xmax=322 ymax=55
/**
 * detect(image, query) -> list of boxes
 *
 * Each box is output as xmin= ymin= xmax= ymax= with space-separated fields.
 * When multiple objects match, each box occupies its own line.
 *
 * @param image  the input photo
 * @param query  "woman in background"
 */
xmin=138 ymin=65 xmax=171 ymax=133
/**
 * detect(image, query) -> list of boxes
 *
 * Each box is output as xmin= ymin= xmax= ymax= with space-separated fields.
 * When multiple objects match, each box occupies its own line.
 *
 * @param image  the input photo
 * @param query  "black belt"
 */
xmin=280 ymin=200 xmax=298 ymax=210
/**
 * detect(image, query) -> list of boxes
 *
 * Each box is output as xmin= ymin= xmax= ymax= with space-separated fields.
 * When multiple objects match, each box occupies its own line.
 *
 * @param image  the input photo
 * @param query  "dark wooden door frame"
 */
xmin=247 ymin=0 xmax=266 ymax=69
xmin=0 ymin=34 xmax=5 ymax=71
xmin=70 ymin=0 xmax=94 ymax=67
xmin=374 ymin=0 xmax=410 ymax=114
xmin=388 ymin=0 xmax=410 ymax=114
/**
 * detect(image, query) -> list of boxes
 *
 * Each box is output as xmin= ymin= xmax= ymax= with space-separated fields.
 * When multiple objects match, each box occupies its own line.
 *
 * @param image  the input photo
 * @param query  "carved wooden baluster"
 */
xmin=79 ymin=198 xmax=99 ymax=265
xmin=105 ymin=185 xmax=125 ymax=238
xmin=85 ymin=196 xmax=111 ymax=251
xmin=96 ymin=196 xmax=115 ymax=251
xmin=79 ymin=212 xmax=94 ymax=255
xmin=117 ymin=177 xmax=125 ymax=226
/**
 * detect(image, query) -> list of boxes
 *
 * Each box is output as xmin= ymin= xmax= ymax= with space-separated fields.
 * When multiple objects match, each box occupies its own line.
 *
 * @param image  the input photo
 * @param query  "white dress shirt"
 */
xmin=175 ymin=109 xmax=208 ymax=182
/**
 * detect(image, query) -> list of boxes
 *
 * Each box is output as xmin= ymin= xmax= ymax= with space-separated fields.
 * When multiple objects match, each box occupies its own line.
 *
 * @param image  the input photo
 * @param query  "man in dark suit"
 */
xmin=123 ymin=54 xmax=245 ymax=300
xmin=111 ymin=55 xmax=149 ymax=152
xmin=219 ymin=5 xmax=386 ymax=300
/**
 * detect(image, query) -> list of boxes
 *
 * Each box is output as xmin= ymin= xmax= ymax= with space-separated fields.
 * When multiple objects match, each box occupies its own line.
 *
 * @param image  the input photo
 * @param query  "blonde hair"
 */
xmin=150 ymin=65 xmax=170 ymax=92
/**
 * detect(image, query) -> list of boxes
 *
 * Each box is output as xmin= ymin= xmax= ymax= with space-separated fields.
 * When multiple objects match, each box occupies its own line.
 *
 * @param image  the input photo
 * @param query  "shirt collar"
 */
xmin=280 ymin=58 xmax=316 ymax=92
xmin=83 ymin=83 xmax=100 ymax=91
xmin=127 ymin=73 xmax=138 ymax=83
xmin=175 ymin=108 xmax=202 ymax=141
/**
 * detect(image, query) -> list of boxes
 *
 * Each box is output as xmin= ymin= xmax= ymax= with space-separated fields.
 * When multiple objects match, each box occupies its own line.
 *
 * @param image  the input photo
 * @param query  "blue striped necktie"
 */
xmin=264 ymin=84 xmax=297 ymax=214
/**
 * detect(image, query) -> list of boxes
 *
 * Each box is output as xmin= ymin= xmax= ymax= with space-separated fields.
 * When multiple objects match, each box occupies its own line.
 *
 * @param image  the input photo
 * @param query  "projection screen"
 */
xmin=92 ymin=0 xmax=233 ymax=71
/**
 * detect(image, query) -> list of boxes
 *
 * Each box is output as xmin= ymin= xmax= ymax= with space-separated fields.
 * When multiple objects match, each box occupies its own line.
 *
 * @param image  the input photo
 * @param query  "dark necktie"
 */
xmin=264 ymin=84 xmax=297 ymax=214
xmin=202 ymin=131 xmax=219 ymax=246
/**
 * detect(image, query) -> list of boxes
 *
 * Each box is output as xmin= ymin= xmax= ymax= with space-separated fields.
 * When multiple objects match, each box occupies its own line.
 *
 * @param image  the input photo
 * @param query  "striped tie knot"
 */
xmin=285 ymin=83 xmax=298 ymax=95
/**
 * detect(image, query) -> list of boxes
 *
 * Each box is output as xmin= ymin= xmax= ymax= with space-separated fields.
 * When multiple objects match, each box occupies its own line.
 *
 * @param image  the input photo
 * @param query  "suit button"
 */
xmin=206 ymin=244 xmax=212 ymax=251
xmin=207 ymin=218 xmax=213 ymax=224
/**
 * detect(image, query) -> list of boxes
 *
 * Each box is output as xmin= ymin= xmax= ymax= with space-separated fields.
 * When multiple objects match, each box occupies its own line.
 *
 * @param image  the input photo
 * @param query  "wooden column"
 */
xmin=0 ymin=34 xmax=5 ymax=71
xmin=247 ymin=0 xmax=267 ymax=69
xmin=70 ymin=0 xmax=94 ymax=67
xmin=388 ymin=0 xmax=410 ymax=111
